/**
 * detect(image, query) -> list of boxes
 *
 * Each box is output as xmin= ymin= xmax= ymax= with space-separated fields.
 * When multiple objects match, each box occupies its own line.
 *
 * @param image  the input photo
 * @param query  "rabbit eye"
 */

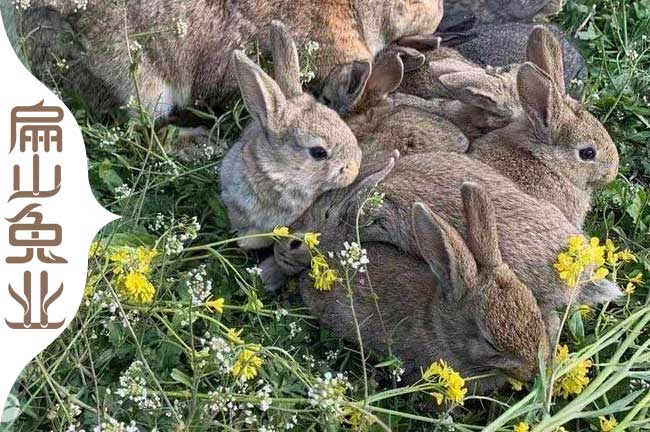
xmin=309 ymin=146 xmax=329 ymax=161
xmin=579 ymin=147 xmax=597 ymax=161
xmin=321 ymin=95 xmax=332 ymax=106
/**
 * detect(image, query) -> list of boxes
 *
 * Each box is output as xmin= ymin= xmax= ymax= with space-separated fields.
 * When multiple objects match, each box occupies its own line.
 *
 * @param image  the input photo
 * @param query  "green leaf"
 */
xmin=97 ymin=159 xmax=124 ymax=191
xmin=170 ymin=368 xmax=193 ymax=388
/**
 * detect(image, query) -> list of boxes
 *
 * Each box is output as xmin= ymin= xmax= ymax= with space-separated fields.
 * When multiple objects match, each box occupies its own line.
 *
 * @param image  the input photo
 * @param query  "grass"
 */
xmin=3 ymin=0 xmax=650 ymax=430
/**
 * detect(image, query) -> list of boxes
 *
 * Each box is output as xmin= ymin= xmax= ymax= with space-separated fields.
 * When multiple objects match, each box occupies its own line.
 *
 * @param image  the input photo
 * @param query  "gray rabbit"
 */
xmin=439 ymin=0 xmax=564 ymax=30
xmin=220 ymin=22 xmax=361 ymax=250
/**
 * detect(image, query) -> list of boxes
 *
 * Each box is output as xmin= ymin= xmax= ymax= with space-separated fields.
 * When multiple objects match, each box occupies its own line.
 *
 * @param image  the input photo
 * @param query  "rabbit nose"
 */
xmin=339 ymin=162 xmax=360 ymax=186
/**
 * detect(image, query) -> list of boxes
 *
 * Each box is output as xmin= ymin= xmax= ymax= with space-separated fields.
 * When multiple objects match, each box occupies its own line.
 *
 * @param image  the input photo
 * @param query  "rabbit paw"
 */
xmin=259 ymin=256 xmax=288 ymax=292
xmin=163 ymin=126 xmax=227 ymax=163
xmin=237 ymin=236 xmax=274 ymax=251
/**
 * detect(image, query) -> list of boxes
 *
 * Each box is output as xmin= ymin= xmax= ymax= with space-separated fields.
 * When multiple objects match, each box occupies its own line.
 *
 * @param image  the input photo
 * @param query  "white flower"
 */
xmin=73 ymin=0 xmax=88 ymax=12
xmin=114 ymin=183 xmax=133 ymax=200
xmin=339 ymin=242 xmax=369 ymax=272
xmin=185 ymin=264 xmax=213 ymax=305
xmin=173 ymin=18 xmax=189 ymax=38
xmin=246 ymin=266 xmax=263 ymax=276
xmin=308 ymin=372 xmax=352 ymax=420
xmin=256 ymin=383 xmax=272 ymax=412
xmin=116 ymin=361 xmax=162 ymax=411
xmin=13 ymin=0 xmax=30 ymax=10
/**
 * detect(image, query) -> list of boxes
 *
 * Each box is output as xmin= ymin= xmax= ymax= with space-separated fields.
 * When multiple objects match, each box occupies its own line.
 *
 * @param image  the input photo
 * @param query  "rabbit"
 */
xmin=299 ymin=183 xmax=548 ymax=388
xmin=266 ymin=151 xmax=622 ymax=316
xmin=16 ymin=0 xmax=444 ymax=121
xmin=439 ymin=0 xmax=564 ymax=31
xmin=219 ymin=22 xmax=362 ymax=250
xmin=437 ymin=23 xmax=586 ymax=91
xmin=260 ymin=150 xmax=399 ymax=292
xmin=466 ymin=27 xmax=619 ymax=228
xmin=319 ymin=48 xmax=470 ymax=156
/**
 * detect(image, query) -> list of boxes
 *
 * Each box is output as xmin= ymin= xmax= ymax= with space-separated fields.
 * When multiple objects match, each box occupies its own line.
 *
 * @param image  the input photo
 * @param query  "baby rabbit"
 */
xmin=18 ymin=0 xmax=443 ymax=120
xmin=220 ymin=22 xmax=361 ymax=250
xmin=320 ymin=49 xmax=470 ymax=156
xmin=468 ymin=27 xmax=618 ymax=227
xmin=439 ymin=0 xmax=564 ymax=30
xmin=300 ymin=183 xmax=548 ymax=387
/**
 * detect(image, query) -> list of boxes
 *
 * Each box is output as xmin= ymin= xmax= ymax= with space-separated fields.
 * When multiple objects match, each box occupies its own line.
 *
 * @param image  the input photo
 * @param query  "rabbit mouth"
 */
xmin=333 ymin=163 xmax=361 ymax=188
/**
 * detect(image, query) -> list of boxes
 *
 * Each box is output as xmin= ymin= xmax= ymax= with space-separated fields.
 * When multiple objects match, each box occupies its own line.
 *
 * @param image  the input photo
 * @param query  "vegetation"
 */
xmin=3 ymin=0 xmax=649 ymax=430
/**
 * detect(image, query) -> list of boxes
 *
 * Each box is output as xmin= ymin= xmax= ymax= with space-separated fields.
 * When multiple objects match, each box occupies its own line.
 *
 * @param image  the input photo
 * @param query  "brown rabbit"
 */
xmin=17 ymin=0 xmax=443 ymax=120
xmin=220 ymin=22 xmax=361 ymax=250
xmin=300 ymin=184 xmax=548 ymax=387
xmin=320 ymin=49 xmax=470 ymax=156
xmin=467 ymin=27 xmax=619 ymax=227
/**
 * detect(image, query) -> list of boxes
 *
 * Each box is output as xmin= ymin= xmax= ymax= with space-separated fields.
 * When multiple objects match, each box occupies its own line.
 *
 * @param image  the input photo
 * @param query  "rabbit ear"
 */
xmin=517 ymin=62 xmax=561 ymax=134
xmin=429 ymin=58 xmax=478 ymax=78
xmin=396 ymin=34 xmax=442 ymax=51
xmin=232 ymin=50 xmax=287 ymax=131
xmin=439 ymin=71 xmax=511 ymax=117
xmin=270 ymin=20 xmax=303 ymax=98
xmin=338 ymin=150 xmax=397 ymax=206
xmin=461 ymin=182 xmax=502 ymax=268
xmin=411 ymin=202 xmax=477 ymax=300
xmin=321 ymin=60 xmax=372 ymax=115
xmin=394 ymin=46 xmax=426 ymax=73
xmin=527 ymin=26 xmax=566 ymax=94
xmin=356 ymin=52 xmax=404 ymax=110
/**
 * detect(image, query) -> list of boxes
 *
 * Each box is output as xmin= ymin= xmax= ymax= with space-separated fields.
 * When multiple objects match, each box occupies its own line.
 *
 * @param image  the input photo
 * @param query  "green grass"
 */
xmin=3 ymin=0 xmax=650 ymax=431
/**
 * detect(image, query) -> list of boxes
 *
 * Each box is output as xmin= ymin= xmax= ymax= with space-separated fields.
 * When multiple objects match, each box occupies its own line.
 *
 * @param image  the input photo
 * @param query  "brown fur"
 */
xmin=300 ymin=183 xmax=547 ymax=388
xmin=469 ymin=28 xmax=619 ymax=227
xmin=18 ymin=0 xmax=443 ymax=119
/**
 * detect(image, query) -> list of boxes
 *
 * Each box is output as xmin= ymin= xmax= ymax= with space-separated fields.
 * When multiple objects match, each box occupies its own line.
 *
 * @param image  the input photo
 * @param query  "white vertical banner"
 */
xmin=0 ymin=12 xmax=119 ymax=416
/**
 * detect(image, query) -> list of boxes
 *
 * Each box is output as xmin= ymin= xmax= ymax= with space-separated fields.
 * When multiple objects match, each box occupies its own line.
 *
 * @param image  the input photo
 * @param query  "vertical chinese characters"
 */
xmin=5 ymin=101 xmax=66 ymax=329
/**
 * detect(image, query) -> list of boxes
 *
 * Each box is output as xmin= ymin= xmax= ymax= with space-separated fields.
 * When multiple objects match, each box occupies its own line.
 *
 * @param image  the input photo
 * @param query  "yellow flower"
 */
xmin=422 ymin=360 xmax=467 ymax=405
xmin=342 ymin=407 xmax=375 ymax=431
xmin=625 ymin=282 xmax=636 ymax=295
xmin=273 ymin=226 xmax=290 ymax=237
xmin=226 ymin=327 xmax=244 ymax=345
xmin=629 ymin=273 xmax=644 ymax=285
xmin=108 ymin=246 xmax=158 ymax=275
xmin=567 ymin=235 xmax=585 ymax=253
xmin=605 ymin=239 xmax=618 ymax=266
xmin=432 ymin=392 xmax=444 ymax=405
xmin=617 ymin=249 xmax=636 ymax=263
xmin=555 ymin=236 xmax=609 ymax=289
xmin=303 ymin=232 xmax=321 ymax=249
xmin=507 ymin=377 xmax=524 ymax=391
xmin=89 ymin=241 xmax=103 ymax=258
xmin=206 ymin=298 xmax=225 ymax=313
xmin=578 ymin=304 xmax=591 ymax=318
xmin=554 ymin=345 xmax=592 ymax=399
xmin=514 ymin=422 xmax=530 ymax=432
xmin=84 ymin=274 xmax=100 ymax=299
xmin=599 ymin=416 xmax=618 ymax=432
xmin=231 ymin=346 xmax=263 ymax=381
xmin=135 ymin=246 xmax=158 ymax=273
xmin=309 ymin=254 xmax=338 ymax=291
xmin=120 ymin=272 xmax=155 ymax=304
xmin=109 ymin=247 xmax=132 ymax=275
xmin=591 ymin=267 xmax=609 ymax=282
